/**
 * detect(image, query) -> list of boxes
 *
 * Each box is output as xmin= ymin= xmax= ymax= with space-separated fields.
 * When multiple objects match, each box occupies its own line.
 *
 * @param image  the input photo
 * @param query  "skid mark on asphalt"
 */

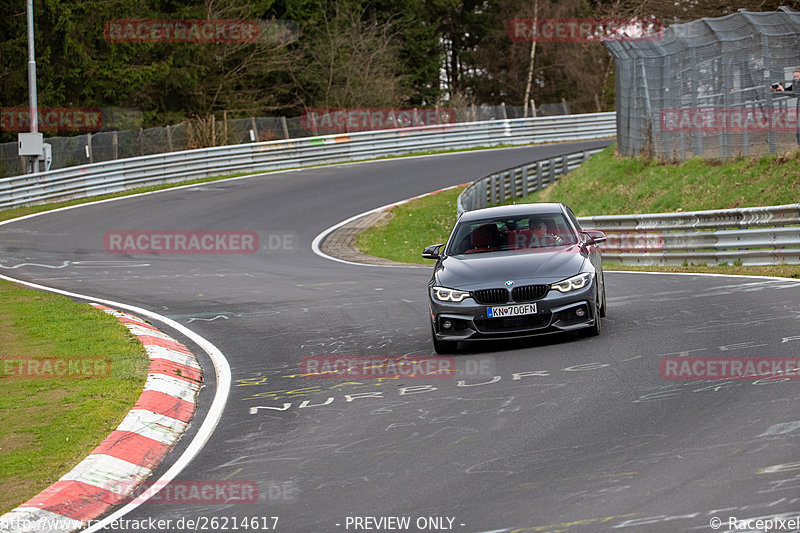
xmin=188 ymin=315 xmax=230 ymax=323
xmin=0 ymin=260 xmax=150 ymax=269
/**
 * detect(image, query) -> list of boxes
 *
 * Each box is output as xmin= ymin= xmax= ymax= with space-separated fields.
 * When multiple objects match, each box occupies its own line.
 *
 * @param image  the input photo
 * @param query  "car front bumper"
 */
xmin=429 ymin=278 xmax=598 ymax=342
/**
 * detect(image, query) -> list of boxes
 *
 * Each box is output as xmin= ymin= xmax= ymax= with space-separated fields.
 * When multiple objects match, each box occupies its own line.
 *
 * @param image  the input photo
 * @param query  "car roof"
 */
xmin=458 ymin=203 xmax=566 ymax=222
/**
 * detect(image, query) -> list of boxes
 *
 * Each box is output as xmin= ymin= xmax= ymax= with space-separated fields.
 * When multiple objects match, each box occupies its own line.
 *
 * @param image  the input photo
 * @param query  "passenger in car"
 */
xmin=466 ymin=223 xmax=502 ymax=253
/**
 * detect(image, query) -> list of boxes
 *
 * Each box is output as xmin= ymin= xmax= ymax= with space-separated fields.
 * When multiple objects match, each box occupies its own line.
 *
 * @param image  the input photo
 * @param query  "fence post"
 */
xmin=250 ymin=117 xmax=259 ymax=141
xmin=662 ymin=86 xmax=670 ymax=157
xmin=281 ymin=116 xmax=289 ymax=139
xmin=310 ymin=112 xmax=318 ymax=135
xmin=87 ymin=133 xmax=93 ymax=163
xmin=521 ymin=165 xmax=528 ymax=197
xmin=536 ymin=161 xmax=543 ymax=191
xmin=166 ymin=125 xmax=173 ymax=152
xmin=112 ymin=130 xmax=118 ymax=160
xmin=743 ymin=103 xmax=750 ymax=157
xmin=690 ymin=49 xmax=702 ymax=157
xmin=765 ymin=84 xmax=776 ymax=155
xmin=211 ymin=115 xmax=216 ymax=147
xmin=721 ymin=84 xmax=730 ymax=159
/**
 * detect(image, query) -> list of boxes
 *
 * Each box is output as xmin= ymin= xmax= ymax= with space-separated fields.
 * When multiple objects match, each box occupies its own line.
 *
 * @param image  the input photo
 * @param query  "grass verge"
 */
xmin=524 ymin=145 xmax=800 ymax=216
xmin=355 ymin=187 xmax=465 ymax=264
xmin=602 ymin=263 xmax=800 ymax=278
xmin=0 ymin=279 xmax=148 ymax=514
xmin=355 ymin=145 xmax=800 ymax=278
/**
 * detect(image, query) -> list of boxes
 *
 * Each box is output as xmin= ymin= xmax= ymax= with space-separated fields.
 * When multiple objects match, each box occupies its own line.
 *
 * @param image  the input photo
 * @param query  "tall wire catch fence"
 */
xmin=606 ymin=7 xmax=800 ymax=160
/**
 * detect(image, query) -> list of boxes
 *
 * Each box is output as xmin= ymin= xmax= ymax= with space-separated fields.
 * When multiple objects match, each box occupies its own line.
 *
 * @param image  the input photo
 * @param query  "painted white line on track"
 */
xmin=0 ymin=272 xmax=231 ymax=533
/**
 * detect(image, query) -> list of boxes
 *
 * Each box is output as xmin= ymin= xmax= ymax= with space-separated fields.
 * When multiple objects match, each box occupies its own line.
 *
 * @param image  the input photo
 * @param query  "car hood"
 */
xmin=435 ymin=245 xmax=588 ymax=290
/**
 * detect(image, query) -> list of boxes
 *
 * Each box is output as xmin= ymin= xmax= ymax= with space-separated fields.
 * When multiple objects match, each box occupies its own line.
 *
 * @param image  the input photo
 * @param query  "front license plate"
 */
xmin=487 ymin=303 xmax=537 ymax=318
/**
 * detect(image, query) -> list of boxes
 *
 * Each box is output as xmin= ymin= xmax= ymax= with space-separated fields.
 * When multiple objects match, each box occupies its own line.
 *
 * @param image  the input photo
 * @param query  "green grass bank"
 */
xmin=0 ymin=280 xmax=148 ymax=514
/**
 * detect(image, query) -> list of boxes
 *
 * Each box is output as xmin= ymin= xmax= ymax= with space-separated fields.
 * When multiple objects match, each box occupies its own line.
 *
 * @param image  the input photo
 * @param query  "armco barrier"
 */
xmin=0 ymin=113 xmax=615 ymax=210
xmin=579 ymin=205 xmax=800 ymax=266
xmin=456 ymin=149 xmax=605 ymax=215
xmin=457 ymin=154 xmax=800 ymax=266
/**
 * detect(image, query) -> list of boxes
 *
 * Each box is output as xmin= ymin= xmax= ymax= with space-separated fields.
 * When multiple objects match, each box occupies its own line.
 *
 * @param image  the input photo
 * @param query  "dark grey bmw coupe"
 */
xmin=422 ymin=203 xmax=607 ymax=353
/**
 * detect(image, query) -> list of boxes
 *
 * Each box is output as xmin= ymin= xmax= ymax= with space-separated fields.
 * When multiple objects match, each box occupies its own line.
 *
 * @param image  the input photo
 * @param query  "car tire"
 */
xmin=432 ymin=324 xmax=458 ymax=354
xmin=600 ymin=281 xmax=607 ymax=318
xmin=585 ymin=295 xmax=602 ymax=337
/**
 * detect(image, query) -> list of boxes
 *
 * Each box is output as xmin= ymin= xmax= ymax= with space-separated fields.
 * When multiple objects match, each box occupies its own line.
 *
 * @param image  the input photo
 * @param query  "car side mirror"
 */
xmin=422 ymin=244 xmax=444 ymax=260
xmin=582 ymin=230 xmax=607 ymax=246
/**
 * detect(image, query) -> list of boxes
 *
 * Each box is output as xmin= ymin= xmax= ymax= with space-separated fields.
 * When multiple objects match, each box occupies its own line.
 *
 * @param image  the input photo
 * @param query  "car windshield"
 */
xmin=447 ymin=213 xmax=579 ymax=255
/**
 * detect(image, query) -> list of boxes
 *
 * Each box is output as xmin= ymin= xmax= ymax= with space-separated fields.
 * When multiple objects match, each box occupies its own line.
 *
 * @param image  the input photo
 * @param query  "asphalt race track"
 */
xmin=3 ymin=139 xmax=800 ymax=533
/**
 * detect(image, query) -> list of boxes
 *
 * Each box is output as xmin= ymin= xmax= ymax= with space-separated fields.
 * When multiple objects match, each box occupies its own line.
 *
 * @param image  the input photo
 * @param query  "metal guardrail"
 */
xmin=456 ymin=148 xmax=605 ymax=215
xmin=0 ymin=112 xmax=615 ymax=210
xmin=457 ymin=153 xmax=800 ymax=266
xmin=580 ymin=205 xmax=800 ymax=266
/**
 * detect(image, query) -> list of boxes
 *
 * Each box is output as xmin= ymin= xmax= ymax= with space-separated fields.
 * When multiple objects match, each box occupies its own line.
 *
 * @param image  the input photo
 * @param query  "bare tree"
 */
xmin=471 ymin=0 xmax=612 ymax=113
xmin=522 ymin=0 xmax=539 ymax=117
xmin=194 ymin=0 xmax=299 ymax=116
xmin=292 ymin=2 xmax=410 ymax=109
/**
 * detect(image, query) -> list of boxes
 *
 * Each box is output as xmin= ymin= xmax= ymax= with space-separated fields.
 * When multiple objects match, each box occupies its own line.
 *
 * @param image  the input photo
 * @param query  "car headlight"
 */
xmin=432 ymin=286 xmax=471 ymax=302
xmin=550 ymin=272 xmax=591 ymax=293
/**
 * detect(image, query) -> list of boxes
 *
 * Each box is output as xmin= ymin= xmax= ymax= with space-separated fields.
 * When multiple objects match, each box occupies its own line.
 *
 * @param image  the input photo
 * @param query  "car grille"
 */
xmin=511 ymin=284 xmax=549 ymax=302
xmin=472 ymin=288 xmax=509 ymax=304
xmin=472 ymin=285 xmax=549 ymax=304
xmin=475 ymin=313 xmax=551 ymax=333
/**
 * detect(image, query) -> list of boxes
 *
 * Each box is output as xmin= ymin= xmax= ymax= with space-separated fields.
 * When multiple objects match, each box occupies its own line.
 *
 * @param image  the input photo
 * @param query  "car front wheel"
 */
xmin=431 ymin=324 xmax=458 ymax=354
xmin=600 ymin=281 xmax=607 ymax=318
xmin=585 ymin=295 xmax=602 ymax=337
